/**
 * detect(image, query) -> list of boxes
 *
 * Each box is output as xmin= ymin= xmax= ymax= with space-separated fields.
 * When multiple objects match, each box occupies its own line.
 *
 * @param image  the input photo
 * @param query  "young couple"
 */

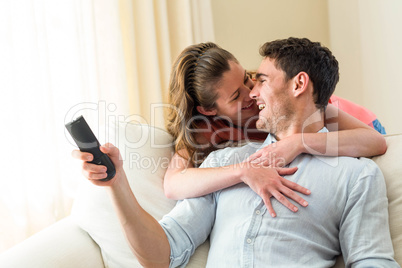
xmin=72 ymin=38 xmax=397 ymax=266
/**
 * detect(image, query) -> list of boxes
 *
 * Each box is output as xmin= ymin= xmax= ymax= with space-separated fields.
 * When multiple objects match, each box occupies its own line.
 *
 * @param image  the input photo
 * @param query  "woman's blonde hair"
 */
xmin=166 ymin=42 xmax=238 ymax=166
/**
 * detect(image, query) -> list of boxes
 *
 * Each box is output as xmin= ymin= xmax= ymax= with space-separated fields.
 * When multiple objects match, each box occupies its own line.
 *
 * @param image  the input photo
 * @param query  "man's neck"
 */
xmin=274 ymin=109 xmax=325 ymax=140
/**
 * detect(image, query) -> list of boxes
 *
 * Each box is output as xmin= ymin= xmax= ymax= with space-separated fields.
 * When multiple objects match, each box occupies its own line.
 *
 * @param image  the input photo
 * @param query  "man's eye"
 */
xmin=233 ymin=94 xmax=240 ymax=100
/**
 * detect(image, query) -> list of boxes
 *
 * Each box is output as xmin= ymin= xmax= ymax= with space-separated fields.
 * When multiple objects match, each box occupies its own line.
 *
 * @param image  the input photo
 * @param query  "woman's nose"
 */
xmin=248 ymin=80 xmax=255 ymax=90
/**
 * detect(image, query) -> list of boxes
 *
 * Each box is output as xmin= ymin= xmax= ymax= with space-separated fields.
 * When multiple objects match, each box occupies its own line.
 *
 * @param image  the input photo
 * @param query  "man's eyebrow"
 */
xmin=255 ymin=73 xmax=268 ymax=79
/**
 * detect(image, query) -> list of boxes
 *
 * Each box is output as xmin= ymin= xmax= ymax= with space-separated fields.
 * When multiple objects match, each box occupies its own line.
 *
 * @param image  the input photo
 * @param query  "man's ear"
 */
xmin=292 ymin=72 xmax=310 ymax=97
xmin=196 ymin=106 xmax=217 ymax=116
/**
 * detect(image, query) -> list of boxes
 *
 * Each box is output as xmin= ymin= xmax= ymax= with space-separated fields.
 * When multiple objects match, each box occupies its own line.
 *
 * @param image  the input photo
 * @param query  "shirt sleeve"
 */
xmin=158 ymin=148 xmax=230 ymax=267
xmin=339 ymin=159 xmax=399 ymax=268
xmin=159 ymin=194 xmax=217 ymax=267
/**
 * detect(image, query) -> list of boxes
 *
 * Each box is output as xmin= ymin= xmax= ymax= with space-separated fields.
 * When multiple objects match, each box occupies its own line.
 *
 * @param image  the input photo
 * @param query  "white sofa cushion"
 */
xmin=71 ymin=122 xmax=209 ymax=267
xmin=0 ymin=217 xmax=105 ymax=268
xmin=372 ymin=134 xmax=402 ymax=263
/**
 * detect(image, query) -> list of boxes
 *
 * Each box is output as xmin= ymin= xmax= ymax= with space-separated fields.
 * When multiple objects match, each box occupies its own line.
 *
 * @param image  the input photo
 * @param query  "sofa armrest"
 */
xmin=0 ymin=216 xmax=104 ymax=268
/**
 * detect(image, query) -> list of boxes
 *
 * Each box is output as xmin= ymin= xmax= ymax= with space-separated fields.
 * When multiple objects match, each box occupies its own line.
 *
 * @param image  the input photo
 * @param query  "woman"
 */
xmin=74 ymin=42 xmax=386 ymax=217
xmin=163 ymin=42 xmax=386 ymax=216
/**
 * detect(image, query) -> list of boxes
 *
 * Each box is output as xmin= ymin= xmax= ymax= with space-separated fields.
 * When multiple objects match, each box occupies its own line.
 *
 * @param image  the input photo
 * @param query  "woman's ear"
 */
xmin=293 ymin=72 xmax=310 ymax=97
xmin=196 ymin=106 xmax=217 ymax=116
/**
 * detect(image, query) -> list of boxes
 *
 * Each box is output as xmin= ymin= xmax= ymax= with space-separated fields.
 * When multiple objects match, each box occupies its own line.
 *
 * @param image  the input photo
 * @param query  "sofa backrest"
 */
xmin=372 ymin=134 xmax=402 ymax=263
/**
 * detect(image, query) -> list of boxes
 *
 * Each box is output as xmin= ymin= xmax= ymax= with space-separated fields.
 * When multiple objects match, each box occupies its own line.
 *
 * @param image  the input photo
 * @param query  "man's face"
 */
xmin=249 ymin=58 xmax=295 ymax=135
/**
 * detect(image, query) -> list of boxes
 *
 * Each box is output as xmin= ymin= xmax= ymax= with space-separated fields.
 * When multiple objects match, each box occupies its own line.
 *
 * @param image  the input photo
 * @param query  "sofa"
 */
xmin=1 ymin=122 xmax=401 ymax=267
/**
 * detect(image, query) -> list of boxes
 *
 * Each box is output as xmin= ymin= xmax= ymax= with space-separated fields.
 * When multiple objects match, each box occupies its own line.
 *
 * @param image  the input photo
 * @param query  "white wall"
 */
xmin=328 ymin=0 xmax=402 ymax=134
xmin=212 ymin=0 xmax=402 ymax=134
xmin=327 ymin=0 xmax=364 ymax=103
xmin=210 ymin=0 xmax=330 ymax=70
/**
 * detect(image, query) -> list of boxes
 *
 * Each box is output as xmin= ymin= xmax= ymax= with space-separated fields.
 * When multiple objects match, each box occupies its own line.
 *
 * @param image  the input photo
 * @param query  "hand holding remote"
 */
xmin=72 ymin=143 xmax=125 ymax=187
xmin=66 ymin=116 xmax=116 ymax=181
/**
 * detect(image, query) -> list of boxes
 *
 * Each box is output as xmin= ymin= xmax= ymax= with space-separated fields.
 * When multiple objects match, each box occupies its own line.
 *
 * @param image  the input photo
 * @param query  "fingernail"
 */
xmin=271 ymin=213 xmax=276 ymax=218
xmin=303 ymin=201 xmax=308 ymax=206
xmin=306 ymin=190 xmax=311 ymax=194
xmin=293 ymin=207 xmax=298 ymax=212
xmin=87 ymin=156 xmax=92 ymax=161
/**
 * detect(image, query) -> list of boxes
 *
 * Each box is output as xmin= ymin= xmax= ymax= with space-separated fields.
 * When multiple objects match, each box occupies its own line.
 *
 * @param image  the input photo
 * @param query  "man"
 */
xmin=99 ymin=38 xmax=398 ymax=267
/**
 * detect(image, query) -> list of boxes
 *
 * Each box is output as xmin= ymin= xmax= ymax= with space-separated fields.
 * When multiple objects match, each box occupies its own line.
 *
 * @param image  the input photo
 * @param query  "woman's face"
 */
xmin=208 ymin=61 xmax=260 ymax=127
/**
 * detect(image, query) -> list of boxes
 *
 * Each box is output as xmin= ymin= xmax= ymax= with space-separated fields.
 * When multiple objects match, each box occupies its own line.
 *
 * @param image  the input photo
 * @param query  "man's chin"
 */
xmin=256 ymin=118 xmax=271 ymax=133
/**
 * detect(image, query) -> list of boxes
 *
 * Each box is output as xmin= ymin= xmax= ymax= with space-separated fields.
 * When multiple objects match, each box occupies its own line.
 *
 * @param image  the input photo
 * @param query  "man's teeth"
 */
xmin=259 ymin=104 xmax=266 ymax=110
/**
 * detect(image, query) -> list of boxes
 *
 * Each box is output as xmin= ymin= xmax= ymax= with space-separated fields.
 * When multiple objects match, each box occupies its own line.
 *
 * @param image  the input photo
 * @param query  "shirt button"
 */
xmin=255 ymin=210 xmax=261 ymax=215
xmin=247 ymin=238 xmax=252 ymax=244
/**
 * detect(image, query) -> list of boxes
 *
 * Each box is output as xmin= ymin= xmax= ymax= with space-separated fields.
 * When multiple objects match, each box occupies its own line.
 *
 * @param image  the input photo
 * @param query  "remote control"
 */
xmin=65 ymin=115 xmax=116 ymax=181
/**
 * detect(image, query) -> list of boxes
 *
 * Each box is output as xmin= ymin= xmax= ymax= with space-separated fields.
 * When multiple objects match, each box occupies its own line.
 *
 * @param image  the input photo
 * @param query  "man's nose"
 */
xmin=249 ymin=85 xmax=259 ymax=99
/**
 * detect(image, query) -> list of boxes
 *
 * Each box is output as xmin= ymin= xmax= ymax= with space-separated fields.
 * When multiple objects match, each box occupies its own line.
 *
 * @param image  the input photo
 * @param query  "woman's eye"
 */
xmin=244 ymin=76 xmax=250 ymax=84
xmin=246 ymin=77 xmax=254 ymax=86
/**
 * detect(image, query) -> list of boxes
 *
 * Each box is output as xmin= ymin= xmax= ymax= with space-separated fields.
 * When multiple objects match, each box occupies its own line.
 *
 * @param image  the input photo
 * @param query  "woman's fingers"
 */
xmin=270 ymin=190 xmax=300 ymax=213
xmin=280 ymin=176 xmax=311 ymax=196
xmin=242 ymin=164 xmax=310 ymax=215
xmin=261 ymin=194 xmax=276 ymax=218
xmin=262 ymin=168 xmax=310 ymax=213
xmin=277 ymin=166 xmax=311 ymax=197
xmin=280 ymin=185 xmax=309 ymax=207
xmin=276 ymin=167 xmax=298 ymax=175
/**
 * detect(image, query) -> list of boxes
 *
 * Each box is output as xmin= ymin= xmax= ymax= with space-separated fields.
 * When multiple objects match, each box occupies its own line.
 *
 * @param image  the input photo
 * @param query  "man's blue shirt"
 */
xmin=160 ymin=130 xmax=398 ymax=267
